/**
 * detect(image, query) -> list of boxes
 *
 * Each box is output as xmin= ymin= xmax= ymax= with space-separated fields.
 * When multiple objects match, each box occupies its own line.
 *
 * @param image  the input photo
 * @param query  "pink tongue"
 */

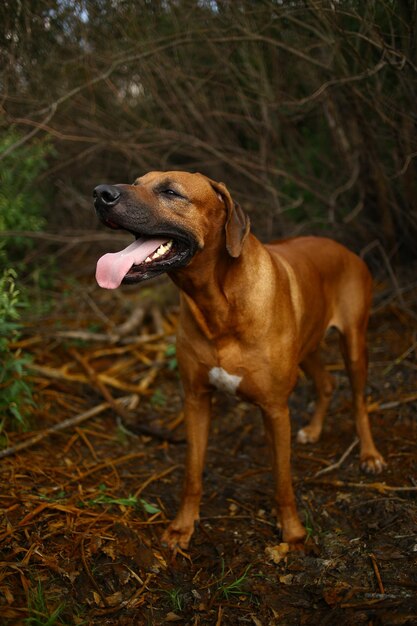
xmin=96 ymin=237 xmax=169 ymax=289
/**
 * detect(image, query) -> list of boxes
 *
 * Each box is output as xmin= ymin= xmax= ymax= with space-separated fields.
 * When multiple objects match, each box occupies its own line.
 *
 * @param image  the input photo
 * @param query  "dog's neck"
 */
xmin=169 ymin=234 xmax=274 ymax=339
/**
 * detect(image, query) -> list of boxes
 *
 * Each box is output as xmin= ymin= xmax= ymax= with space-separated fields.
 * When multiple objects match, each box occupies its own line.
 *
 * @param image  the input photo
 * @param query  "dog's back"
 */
xmin=266 ymin=236 xmax=372 ymax=336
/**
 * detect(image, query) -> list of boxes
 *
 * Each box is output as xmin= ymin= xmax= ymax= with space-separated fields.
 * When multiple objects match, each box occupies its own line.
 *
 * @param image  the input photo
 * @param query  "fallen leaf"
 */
xmin=229 ymin=502 xmax=238 ymax=515
xmin=92 ymin=591 xmax=102 ymax=606
xmin=102 ymin=542 xmax=117 ymax=560
xmin=105 ymin=591 xmax=123 ymax=606
xmin=165 ymin=612 xmax=183 ymax=622
xmin=279 ymin=574 xmax=293 ymax=585
xmin=265 ymin=543 xmax=289 ymax=564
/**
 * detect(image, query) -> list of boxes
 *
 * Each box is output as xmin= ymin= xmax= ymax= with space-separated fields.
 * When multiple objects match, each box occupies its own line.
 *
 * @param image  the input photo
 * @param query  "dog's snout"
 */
xmin=93 ymin=184 xmax=121 ymax=208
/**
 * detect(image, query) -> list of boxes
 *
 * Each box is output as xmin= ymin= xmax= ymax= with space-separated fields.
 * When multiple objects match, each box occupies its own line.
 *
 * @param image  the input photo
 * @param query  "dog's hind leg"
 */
xmin=297 ymin=349 xmax=334 ymax=444
xmin=338 ymin=326 xmax=386 ymax=474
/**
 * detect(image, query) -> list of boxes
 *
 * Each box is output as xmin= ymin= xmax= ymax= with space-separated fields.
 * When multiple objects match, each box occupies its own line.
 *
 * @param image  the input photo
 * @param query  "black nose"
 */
xmin=93 ymin=184 xmax=121 ymax=208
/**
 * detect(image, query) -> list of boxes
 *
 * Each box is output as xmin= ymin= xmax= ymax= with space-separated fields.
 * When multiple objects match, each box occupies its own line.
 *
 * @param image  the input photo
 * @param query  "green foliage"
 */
xmin=217 ymin=561 xmax=252 ymax=601
xmin=0 ymin=269 xmax=34 ymax=432
xmin=85 ymin=483 xmax=138 ymax=507
xmin=25 ymin=580 xmax=66 ymax=626
xmin=140 ymin=497 xmax=161 ymax=515
xmin=83 ymin=484 xmax=161 ymax=513
xmin=165 ymin=343 xmax=178 ymax=371
xmin=151 ymin=388 xmax=167 ymax=406
xmin=38 ymin=490 xmax=67 ymax=502
xmin=165 ymin=587 xmax=184 ymax=612
xmin=0 ymin=129 xmax=51 ymax=265
xmin=304 ymin=509 xmax=315 ymax=542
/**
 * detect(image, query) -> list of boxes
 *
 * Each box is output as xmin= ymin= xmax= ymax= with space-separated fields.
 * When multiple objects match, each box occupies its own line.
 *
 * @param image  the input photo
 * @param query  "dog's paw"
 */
xmin=297 ymin=426 xmax=320 ymax=444
xmin=161 ymin=524 xmax=194 ymax=551
xmin=360 ymin=452 xmax=386 ymax=474
xmin=280 ymin=516 xmax=307 ymax=546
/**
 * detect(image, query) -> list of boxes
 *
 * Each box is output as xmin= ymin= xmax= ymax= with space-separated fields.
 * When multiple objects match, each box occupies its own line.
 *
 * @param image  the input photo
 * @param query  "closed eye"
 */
xmin=158 ymin=187 xmax=185 ymax=199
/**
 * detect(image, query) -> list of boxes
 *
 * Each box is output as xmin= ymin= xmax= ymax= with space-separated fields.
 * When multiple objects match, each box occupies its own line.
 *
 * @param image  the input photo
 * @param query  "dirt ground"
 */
xmin=0 ymin=269 xmax=416 ymax=625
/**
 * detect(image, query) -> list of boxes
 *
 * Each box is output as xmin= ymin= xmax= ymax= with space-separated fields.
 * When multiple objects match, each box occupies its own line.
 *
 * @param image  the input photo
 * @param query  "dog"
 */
xmin=93 ymin=170 xmax=385 ymax=550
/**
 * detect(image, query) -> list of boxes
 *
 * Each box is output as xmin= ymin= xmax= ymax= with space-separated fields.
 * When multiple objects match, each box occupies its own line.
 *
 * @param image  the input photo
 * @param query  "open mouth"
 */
xmin=96 ymin=226 xmax=196 ymax=289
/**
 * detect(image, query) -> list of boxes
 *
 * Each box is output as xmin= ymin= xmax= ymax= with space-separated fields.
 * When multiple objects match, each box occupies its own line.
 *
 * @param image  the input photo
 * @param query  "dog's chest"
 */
xmin=206 ymin=339 xmax=247 ymax=395
xmin=208 ymin=367 xmax=242 ymax=394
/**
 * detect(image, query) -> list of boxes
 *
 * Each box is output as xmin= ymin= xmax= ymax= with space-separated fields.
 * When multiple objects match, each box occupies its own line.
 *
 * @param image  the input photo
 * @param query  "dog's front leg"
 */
xmin=262 ymin=403 xmax=306 ymax=546
xmin=162 ymin=389 xmax=212 ymax=550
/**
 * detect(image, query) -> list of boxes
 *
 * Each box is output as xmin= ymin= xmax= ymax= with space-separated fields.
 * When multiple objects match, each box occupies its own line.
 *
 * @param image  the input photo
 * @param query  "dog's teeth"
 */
xmin=154 ymin=240 xmax=173 ymax=259
xmin=144 ymin=240 xmax=173 ymax=264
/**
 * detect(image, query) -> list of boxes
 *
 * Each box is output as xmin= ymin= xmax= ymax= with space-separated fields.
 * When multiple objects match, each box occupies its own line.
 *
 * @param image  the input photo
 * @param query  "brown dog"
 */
xmin=94 ymin=171 xmax=385 ymax=550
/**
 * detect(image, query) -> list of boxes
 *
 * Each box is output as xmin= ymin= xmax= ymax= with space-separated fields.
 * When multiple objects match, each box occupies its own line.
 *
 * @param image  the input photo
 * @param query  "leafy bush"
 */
xmin=0 ymin=268 xmax=34 ymax=432
xmin=0 ymin=131 xmax=52 ymax=435
xmin=0 ymin=130 xmax=51 ymax=264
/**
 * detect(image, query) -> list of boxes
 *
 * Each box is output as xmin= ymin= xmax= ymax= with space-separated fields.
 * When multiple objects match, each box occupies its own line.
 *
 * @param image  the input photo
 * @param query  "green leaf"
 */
xmin=140 ymin=498 xmax=161 ymax=514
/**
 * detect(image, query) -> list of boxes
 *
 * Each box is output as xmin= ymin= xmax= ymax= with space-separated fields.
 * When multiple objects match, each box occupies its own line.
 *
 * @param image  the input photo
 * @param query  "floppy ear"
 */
xmin=209 ymin=179 xmax=250 ymax=258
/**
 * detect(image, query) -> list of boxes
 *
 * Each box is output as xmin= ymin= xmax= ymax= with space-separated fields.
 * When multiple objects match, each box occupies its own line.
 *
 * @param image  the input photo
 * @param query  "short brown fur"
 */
xmin=98 ymin=171 xmax=386 ymax=550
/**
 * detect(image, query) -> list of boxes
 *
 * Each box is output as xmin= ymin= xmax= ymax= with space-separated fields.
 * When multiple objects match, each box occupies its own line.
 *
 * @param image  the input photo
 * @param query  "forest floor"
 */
xmin=0 ymin=263 xmax=416 ymax=625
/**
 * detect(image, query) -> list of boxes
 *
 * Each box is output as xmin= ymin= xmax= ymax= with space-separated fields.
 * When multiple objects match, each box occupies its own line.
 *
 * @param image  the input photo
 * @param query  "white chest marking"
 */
xmin=208 ymin=367 xmax=242 ymax=394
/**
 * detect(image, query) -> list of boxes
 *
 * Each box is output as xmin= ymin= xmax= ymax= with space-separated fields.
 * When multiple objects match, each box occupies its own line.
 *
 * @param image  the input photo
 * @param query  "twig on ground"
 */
xmin=30 ymin=329 xmax=165 ymax=346
xmin=81 ymin=537 xmax=109 ymax=607
xmin=37 ymin=348 xmax=182 ymax=443
xmin=216 ymin=605 xmax=223 ymax=626
xmin=368 ymin=392 xmax=417 ymax=412
xmin=313 ymin=438 xmax=359 ymax=478
xmin=151 ymin=305 xmax=165 ymax=334
xmin=0 ymin=397 xmax=133 ymax=459
xmin=307 ymin=479 xmax=417 ymax=493
xmin=28 ymin=362 xmax=153 ymax=393
xmin=369 ymin=553 xmax=385 ymax=594
xmin=382 ymin=340 xmax=417 ymax=375
xmin=117 ymin=306 xmax=146 ymax=336
xmin=82 ymin=290 xmax=117 ymax=328
xmin=133 ymin=464 xmax=181 ymax=498
xmin=70 ymin=348 xmax=133 ymax=422
xmin=63 ymin=452 xmax=146 ymax=486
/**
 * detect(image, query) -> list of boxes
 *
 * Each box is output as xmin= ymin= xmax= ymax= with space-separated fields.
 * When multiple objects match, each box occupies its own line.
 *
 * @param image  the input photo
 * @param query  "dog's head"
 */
xmin=94 ymin=171 xmax=250 ymax=288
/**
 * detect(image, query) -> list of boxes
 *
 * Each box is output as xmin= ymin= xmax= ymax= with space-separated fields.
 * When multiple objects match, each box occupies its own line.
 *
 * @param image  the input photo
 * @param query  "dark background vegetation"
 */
xmin=1 ymin=0 xmax=417 ymax=258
